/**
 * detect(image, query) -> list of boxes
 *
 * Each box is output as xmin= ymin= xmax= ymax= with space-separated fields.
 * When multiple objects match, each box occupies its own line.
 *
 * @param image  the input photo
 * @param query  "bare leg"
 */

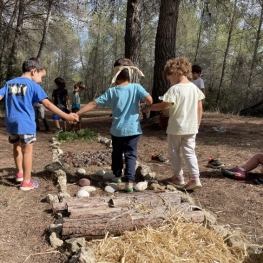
xmin=54 ymin=120 xmax=60 ymax=129
xmin=21 ymin=143 xmax=33 ymax=181
xmin=13 ymin=142 xmax=23 ymax=172
xmin=242 ymin=154 xmax=263 ymax=172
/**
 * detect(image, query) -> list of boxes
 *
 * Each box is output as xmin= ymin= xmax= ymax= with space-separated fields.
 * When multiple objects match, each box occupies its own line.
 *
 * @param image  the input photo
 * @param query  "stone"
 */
xmin=49 ymin=223 xmax=62 ymax=236
xmin=96 ymin=170 xmax=105 ymax=176
xmin=102 ymin=172 xmax=115 ymax=180
xmin=105 ymin=184 xmax=118 ymax=193
xmin=76 ymin=168 xmax=86 ymax=176
xmin=69 ymin=247 xmax=96 ymax=263
xmin=80 ymin=186 xmax=96 ymax=193
xmin=134 ymin=181 xmax=148 ymax=191
xmin=46 ymin=194 xmax=59 ymax=204
xmin=58 ymin=192 xmax=71 ymax=201
xmin=65 ymin=237 xmax=86 ymax=253
xmin=149 ymin=183 xmax=166 ymax=191
xmin=79 ymin=178 xmax=90 ymax=186
xmin=49 ymin=232 xmax=64 ymax=248
xmin=76 ymin=189 xmax=90 ymax=198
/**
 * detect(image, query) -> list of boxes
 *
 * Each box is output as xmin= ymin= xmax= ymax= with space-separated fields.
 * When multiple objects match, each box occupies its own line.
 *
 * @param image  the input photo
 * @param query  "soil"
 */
xmin=1 ymin=109 xmax=263 ymax=263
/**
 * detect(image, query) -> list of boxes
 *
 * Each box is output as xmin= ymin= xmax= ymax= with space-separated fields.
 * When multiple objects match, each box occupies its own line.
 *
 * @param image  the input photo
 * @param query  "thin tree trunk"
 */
xmin=125 ymin=0 xmax=143 ymax=83
xmin=246 ymin=2 xmax=263 ymax=97
xmin=152 ymin=0 xmax=180 ymax=104
xmin=215 ymin=0 xmax=237 ymax=110
xmin=37 ymin=0 xmax=53 ymax=60
xmin=6 ymin=0 xmax=25 ymax=80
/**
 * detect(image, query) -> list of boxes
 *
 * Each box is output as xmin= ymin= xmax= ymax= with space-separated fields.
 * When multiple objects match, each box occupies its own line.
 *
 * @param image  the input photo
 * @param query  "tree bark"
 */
xmin=151 ymin=0 xmax=180 ymax=104
xmin=36 ymin=0 xmax=53 ymax=60
xmin=125 ymin=0 xmax=143 ymax=83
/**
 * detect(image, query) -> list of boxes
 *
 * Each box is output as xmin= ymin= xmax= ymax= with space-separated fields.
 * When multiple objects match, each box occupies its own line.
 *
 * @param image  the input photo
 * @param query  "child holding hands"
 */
xmin=146 ymin=57 xmax=205 ymax=190
xmin=77 ymin=58 xmax=153 ymax=192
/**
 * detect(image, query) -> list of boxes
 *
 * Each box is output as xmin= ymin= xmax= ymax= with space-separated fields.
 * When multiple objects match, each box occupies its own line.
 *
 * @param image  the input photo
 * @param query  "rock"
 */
xmin=102 ymin=172 xmax=115 ymax=180
xmin=149 ymin=183 xmax=166 ymax=191
xmin=49 ymin=223 xmax=63 ymax=236
xmin=136 ymin=164 xmax=155 ymax=180
xmin=76 ymin=189 xmax=90 ymax=198
xmin=80 ymin=186 xmax=96 ymax=193
xmin=46 ymin=194 xmax=59 ymax=204
xmin=69 ymin=247 xmax=97 ymax=263
xmin=79 ymin=178 xmax=91 ymax=186
xmin=135 ymin=181 xmax=148 ymax=191
xmin=49 ymin=232 xmax=64 ymax=248
xmin=76 ymin=168 xmax=86 ymax=176
xmin=58 ymin=192 xmax=71 ymax=201
xmin=65 ymin=237 xmax=86 ymax=253
xmin=96 ymin=170 xmax=105 ymax=176
xmin=105 ymin=184 xmax=118 ymax=193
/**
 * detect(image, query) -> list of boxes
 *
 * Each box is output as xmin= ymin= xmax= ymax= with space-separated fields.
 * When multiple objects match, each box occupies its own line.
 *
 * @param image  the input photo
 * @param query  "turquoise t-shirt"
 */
xmin=95 ymin=83 xmax=149 ymax=137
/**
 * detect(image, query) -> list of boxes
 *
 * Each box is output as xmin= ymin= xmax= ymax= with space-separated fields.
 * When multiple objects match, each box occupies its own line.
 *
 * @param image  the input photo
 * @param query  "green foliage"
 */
xmin=57 ymin=128 xmax=98 ymax=143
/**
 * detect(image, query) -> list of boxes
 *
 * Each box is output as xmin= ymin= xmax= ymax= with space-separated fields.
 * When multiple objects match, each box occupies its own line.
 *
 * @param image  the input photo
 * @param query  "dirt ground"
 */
xmin=1 ymin=109 xmax=263 ymax=263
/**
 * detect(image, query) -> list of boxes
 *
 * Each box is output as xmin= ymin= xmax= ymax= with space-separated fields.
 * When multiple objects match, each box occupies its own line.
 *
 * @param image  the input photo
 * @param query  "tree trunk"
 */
xmin=6 ymin=0 xmax=25 ymax=80
xmin=125 ymin=0 xmax=143 ymax=83
xmin=151 ymin=0 xmax=180 ymax=104
xmin=215 ymin=0 xmax=237 ymax=110
xmin=36 ymin=0 xmax=53 ymax=60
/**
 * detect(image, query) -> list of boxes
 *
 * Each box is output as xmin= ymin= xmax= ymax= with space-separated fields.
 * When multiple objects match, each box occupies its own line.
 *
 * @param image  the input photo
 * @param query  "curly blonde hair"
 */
xmin=163 ymin=57 xmax=192 ymax=78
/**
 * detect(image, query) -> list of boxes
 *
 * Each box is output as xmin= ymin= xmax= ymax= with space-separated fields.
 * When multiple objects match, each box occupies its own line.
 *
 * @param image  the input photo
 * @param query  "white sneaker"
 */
xmin=184 ymin=180 xmax=202 ymax=191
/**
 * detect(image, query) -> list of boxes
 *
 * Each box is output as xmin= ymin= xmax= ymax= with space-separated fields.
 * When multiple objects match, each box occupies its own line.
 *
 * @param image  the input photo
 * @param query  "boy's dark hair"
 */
xmin=22 ymin=58 xmax=44 ymax=73
xmin=114 ymin=58 xmax=134 ymax=81
xmin=54 ymin=77 xmax=66 ymax=89
xmin=192 ymin=64 xmax=202 ymax=74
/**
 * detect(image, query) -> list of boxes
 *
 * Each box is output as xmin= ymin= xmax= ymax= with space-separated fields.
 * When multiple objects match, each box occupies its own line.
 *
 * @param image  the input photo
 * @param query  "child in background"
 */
xmin=221 ymin=154 xmax=263 ymax=181
xmin=70 ymin=81 xmax=85 ymax=131
xmin=76 ymin=58 xmax=153 ymax=192
xmin=34 ymin=102 xmax=49 ymax=131
xmin=0 ymin=58 xmax=78 ymax=191
xmin=145 ymin=57 xmax=205 ymax=191
xmin=52 ymin=77 xmax=70 ymax=133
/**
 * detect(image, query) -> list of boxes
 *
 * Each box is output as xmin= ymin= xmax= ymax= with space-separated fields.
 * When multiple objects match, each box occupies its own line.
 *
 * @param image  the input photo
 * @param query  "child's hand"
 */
xmin=68 ymin=113 xmax=79 ymax=123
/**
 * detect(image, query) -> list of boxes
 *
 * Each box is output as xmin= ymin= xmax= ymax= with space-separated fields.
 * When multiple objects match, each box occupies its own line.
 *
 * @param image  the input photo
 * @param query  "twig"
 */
xmin=22 ymin=250 xmax=60 ymax=263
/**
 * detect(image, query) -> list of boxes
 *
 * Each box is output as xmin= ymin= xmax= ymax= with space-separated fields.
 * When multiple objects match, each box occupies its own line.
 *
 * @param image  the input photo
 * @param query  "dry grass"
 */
xmin=89 ymin=217 xmax=251 ymax=263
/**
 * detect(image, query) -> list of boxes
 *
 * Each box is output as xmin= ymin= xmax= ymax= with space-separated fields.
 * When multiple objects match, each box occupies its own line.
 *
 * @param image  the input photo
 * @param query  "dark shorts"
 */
xmin=52 ymin=108 xmax=70 ymax=121
xmin=72 ymin=108 xmax=82 ymax=122
xmin=9 ymin=134 xmax=36 ymax=146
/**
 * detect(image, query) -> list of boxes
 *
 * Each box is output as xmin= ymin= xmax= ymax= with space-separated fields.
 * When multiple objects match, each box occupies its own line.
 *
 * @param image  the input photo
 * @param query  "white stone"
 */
xmin=76 ymin=168 xmax=86 ymax=176
xmin=135 ymin=181 xmax=148 ymax=191
xmin=80 ymin=186 xmax=96 ymax=193
xmin=103 ymin=172 xmax=115 ymax=180
xmin=76 ymin=189 xmax=90 ymax=198
xmin=105 ymin=184 xmax=118 ymax=193
xmin=96 ymin=170 xmax=105 ymax=176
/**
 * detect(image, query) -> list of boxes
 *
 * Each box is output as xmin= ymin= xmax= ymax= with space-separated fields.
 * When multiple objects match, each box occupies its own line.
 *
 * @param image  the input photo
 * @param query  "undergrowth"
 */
xmin=57 ymin=128 xmax=97 ymax=143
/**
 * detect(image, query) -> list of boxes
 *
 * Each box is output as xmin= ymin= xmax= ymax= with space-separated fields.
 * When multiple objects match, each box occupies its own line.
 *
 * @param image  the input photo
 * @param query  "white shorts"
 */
xmin=9 ymin=134 xmax=36 ymax=146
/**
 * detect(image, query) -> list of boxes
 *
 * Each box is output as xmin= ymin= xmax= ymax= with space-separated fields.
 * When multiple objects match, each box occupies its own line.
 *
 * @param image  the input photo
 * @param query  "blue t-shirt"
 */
xmin=95 ymin=83 xmax=149 ymax=137
xmin=0 ymin=77 xmax=48 ymax=134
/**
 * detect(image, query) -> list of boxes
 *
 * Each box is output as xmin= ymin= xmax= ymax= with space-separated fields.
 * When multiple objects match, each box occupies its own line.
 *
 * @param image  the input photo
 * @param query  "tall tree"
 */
xmin=152 ymin=0 xmax=181 ymax=103
xmin=125 ymin=0 xmax=143 ymax=82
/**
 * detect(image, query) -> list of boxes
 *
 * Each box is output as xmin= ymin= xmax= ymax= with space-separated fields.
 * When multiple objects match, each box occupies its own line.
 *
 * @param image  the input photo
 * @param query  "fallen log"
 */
xmin=59 ymin=191 xmax=205 ymax=240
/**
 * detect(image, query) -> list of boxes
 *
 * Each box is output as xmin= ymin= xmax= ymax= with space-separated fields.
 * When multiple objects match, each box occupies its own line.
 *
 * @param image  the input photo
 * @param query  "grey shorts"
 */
xmin=9 ymin=134 xmax=36 ymax=146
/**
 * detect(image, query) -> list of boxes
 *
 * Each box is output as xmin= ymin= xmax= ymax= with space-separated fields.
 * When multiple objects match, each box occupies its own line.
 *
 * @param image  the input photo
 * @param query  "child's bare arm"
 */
xmin=41 ymin=98 xmax=78 ymax=122
xmin=77 ymin=100 xmax=98 ymax=116
xmin=147 ymin=101 xmax=170 ymax=111
xmin=0 ymin=95 xmax=3 ymax=100
xmin=197 ymin=100 xmax=203 ymax=127
xmin=144 ymin=94 xmax=153 ymax=105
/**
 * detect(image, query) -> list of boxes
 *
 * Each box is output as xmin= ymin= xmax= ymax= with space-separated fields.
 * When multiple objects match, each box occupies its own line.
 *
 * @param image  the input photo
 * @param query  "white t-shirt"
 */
xmin=191 ymin=78 xmax=205 ymax=90
xmin=159 ymin=82 xmax=205 ymax=135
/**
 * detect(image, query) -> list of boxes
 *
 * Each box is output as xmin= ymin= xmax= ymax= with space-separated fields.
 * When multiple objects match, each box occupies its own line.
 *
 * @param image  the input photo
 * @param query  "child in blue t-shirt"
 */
xmin=77 ymin=58 xmax=153 ymax=192
xmin=0 ymin=58 xmax=78 ymax=191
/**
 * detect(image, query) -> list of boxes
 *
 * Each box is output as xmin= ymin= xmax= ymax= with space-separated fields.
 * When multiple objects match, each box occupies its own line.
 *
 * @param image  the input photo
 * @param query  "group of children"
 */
xmin=1 ymin=56 xmax=259 ymax=193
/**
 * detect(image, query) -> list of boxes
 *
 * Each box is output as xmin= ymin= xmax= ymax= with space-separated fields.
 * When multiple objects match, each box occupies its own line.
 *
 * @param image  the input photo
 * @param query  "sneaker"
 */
xmin=15 ymin=172 xmax=23 ymax=183
xmin=111 ymin=177 xmax=122 ymax=184
xmin=55 ymin=128 xmax=63 ymax=134
xmin=221 ymin=167 xmax=246 ymax=180
xmin=184 ymin=180 xmax=202 ymax=191
xmin=207 ymin=158 xmax=225 ymax=168
xmin=169 ymin=176 xmax=185 ymax=186
xmin=217 ymin=127 xmax=226 ymax=132
xmin=20 ymin=179 xmax=39 ymax=191
xmin=152 ymin=152 xmax=169 ymax=163
xmin=125 ymin=184 xmax=133 ymax=193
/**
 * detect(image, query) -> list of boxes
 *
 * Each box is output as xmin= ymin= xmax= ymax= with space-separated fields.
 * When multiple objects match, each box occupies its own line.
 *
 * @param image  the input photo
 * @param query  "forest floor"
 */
xmin=1 ymin=109 xmax=263 ymax=263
